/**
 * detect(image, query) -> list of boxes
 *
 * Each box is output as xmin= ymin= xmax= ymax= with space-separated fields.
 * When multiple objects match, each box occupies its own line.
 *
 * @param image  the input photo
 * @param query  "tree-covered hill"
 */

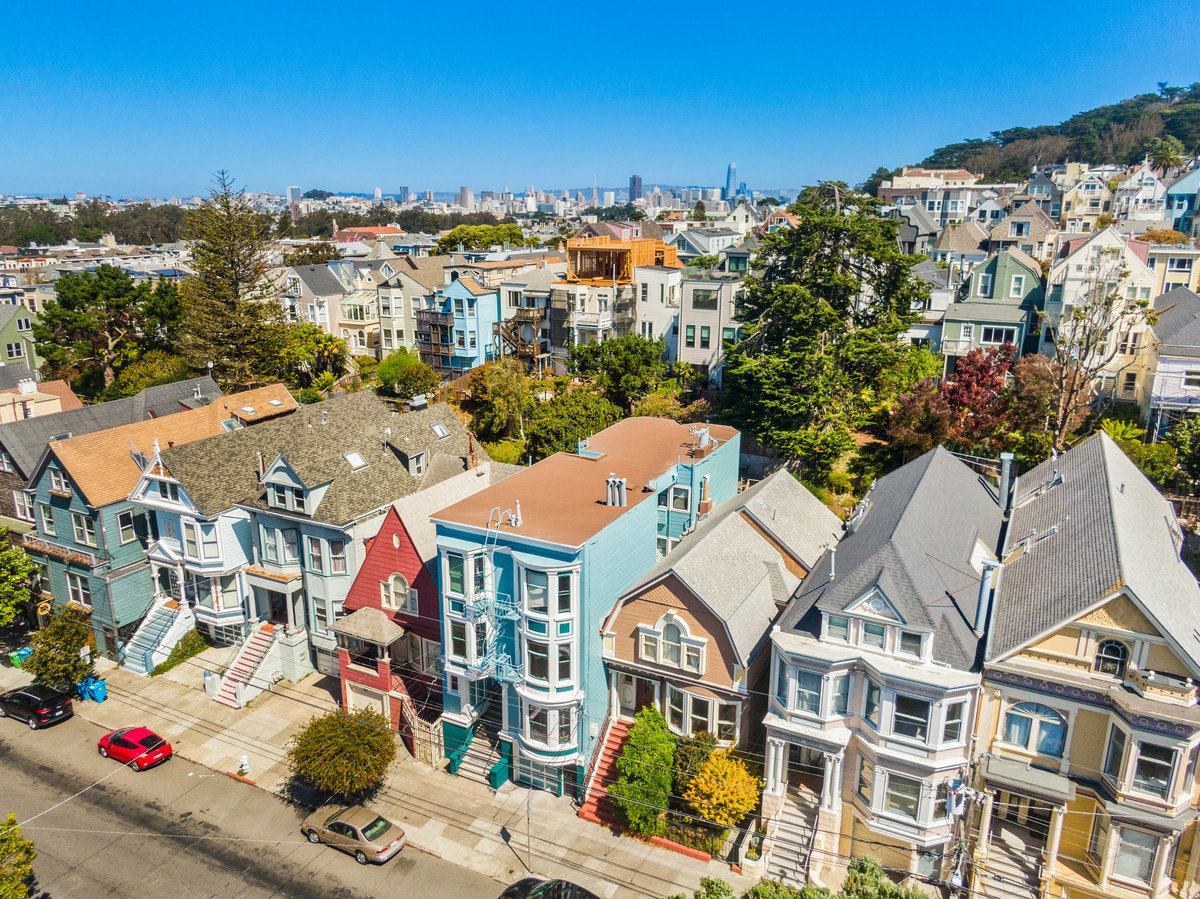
xmin=873 ymin=82 xmax=1200 ymax=185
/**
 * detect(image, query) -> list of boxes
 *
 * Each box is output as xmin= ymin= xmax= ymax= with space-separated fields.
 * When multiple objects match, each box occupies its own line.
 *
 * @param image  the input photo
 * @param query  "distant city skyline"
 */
xmin=3 ymin=1 xmax=1199 ymax=197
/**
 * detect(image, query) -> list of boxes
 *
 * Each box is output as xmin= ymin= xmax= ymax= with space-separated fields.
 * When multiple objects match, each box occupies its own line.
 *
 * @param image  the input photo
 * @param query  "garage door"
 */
xmin=346 ymin=682 xmax=385 ymax=715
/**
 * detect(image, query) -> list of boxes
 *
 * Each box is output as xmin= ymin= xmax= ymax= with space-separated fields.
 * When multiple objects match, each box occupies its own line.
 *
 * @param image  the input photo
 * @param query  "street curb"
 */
xmin=224 ymin=771 xmax=257 ymax=785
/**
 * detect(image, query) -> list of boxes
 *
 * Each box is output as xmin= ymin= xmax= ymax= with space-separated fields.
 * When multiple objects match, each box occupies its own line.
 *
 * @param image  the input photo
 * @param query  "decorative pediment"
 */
xmin=846 ymin=588 xmax=903 ymax=623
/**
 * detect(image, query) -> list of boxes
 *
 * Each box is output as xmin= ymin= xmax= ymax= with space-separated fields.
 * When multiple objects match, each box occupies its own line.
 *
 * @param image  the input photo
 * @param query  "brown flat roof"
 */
xmin=432 ymin=416 xmax=739 ymax=546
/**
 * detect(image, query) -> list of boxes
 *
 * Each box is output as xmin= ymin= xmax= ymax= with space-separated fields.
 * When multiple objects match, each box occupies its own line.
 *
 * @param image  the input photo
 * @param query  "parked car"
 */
xmin=97 ymin=727 xmax=173 ymax=770
xmin=301 ymin=805 xmax=406 ymax=865
xmin=499 ymin=878 xmax=601 ymax=899
xmin=0 ymin=684 xmax=73 ymax=729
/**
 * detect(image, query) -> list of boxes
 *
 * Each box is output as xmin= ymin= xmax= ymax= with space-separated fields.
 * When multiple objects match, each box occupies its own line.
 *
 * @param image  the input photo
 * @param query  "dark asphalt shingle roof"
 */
xmin=290 ymin=264 xmax=348 ymax=298
xmin=160 ymin=393 xmax=475 ymax=525
xmin=0 ymin=376 xmax=221 ymax=477
xmin=780 ymin=447 xmax=1004 ymax=671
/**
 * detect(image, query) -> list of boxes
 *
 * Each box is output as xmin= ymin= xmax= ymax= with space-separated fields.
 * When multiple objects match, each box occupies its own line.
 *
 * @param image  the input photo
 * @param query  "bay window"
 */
xmin=717 ymin=703 xmax=737 ymax=742
xmin=447 ymin=553 xmax=465 ymax=594
xmin=833 ymin=674 xmax=850 ymax=716
xmin=556 ymin=573 xmax=572 ymax=613
xmin=261 ymin=526 xmax=278 ymax=563
xmin=1087 ymin=813 xmax=1109 ymax=868
xmin=201 ymin=524 xmax=219 ymax=560
xmin=668 ymin=686 xmax=685 ymax=730
xmin=330 ymin=539 xmax=346 ymax=574
xmin=942 ymin=702 xmax=965 ymax=743
xmin=525 ymin=569 xmax=549 ymax=613
xmin=471 ymin=555 xmax=485 ymax=595
xmin=827 ymin=615 xmax=849 ymax=641
xmin=307 ymin=536 xmax=323 ymax=572
xmin=527 ymin=640 xmax=549 ymax=681
xmin=449 ymin=620 xmax=467 ymax=659
xmin=775 ymin=658 xmax=789 ymax=706
xmin=524 ymin=704 xmax=575 ymax=749
xmin=857 ymin=756 xmax=874 ymax=804
xmin=898 ymin=630 xmax=922 ymax=657
xmin=557 ymin=644 xmax=571 ymax=681
xmin=529 ymin=707 xmax=549 ymax=744
xmin=690 ymin=696 xmax=710 ymax=736
xmin=1103 ymin=725 xmax=1127 ymax=781
xmin=183 ymin=522 xmax=199 ymax=558
xmin=864 ymin=679 xmax=881 ymax=728
xmin=282 ymin=529 xmax=299 ymax=564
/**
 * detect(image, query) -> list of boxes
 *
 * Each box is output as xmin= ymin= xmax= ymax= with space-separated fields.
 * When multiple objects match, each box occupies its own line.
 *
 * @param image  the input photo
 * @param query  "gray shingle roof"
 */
xmin=933 ymin=221 xmax=988 ymax=254
xmin=627 ymin=470 xmax=842 ymax=663
xmin=942 ymin=302 xmax=1029 ymax=323
xmin=987 ymin=432 xmax=1200 ymax=670
xmin=780 ymin=447 xmax=1004 ymax=671
xmin=1151 ymin=287 xmax=1200 ymax=359
xmin=160 ymin=393 xmax=475 ymax=525
xmin=291 ymin=264 xmax=347 ymax=298
xmin=0 ymin=361 xmax=36 ymax=391
xmin=0 ymin=376 xmax=221 ymax=478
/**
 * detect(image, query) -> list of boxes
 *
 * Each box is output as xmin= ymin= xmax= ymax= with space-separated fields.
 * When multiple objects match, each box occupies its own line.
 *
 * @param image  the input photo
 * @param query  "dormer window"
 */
xmin=638 ymin=614 xmax=704 ymax=674
xmin=899 ymin=631 xmax=923 ymax=658
xmin=1095 ymin=639 xmax=1129 ymax=678
xmin=863 ymin=622 xmax=886 ymax=649
xmin=267 ymin=482 xmax=306 ymax=514
xmin=49 ymin=470 xmax=71 ymax=496
xmin=410 ymin=452 xmax=425 ymax=477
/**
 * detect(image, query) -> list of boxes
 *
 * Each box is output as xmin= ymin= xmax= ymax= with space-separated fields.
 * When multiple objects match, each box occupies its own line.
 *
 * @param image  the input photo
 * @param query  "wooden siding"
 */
xmin=608 ymin=573 xmax=738 ymax=688
xmin=343 ymin=506 xmax=439 ymax=642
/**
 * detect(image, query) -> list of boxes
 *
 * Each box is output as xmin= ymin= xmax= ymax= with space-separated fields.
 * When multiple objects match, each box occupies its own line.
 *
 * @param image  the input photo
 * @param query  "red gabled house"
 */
xmin=333 ymin=460 xmax=520 ymax=762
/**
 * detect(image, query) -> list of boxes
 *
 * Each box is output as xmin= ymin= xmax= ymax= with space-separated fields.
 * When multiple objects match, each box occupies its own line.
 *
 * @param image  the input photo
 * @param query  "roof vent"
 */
xmin=605 ymin=473 xmax=627 ymax=507
xmin=321 ymin=410 xmax=327 ymax=425
xmin=268 ymin=399 xmax=283 ymax=407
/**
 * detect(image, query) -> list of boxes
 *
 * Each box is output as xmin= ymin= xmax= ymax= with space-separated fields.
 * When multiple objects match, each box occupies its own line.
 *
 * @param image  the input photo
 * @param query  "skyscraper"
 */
xmin=399 ymin=185 xmax=410 ymax=204
xmin=591 ymin=178 xmax=598 ymax=207
xmin=629 ymin=174 xmax=642 ymax=202
xmin=724 ymin=162 xmax=736 ymax=201
xmin=373 ymin=186 xmax=382 ymax=203
xmin=458 ymin=186 xmax=472 ymax=209
xmin=286 ymin=186 xmax=301 ymax=221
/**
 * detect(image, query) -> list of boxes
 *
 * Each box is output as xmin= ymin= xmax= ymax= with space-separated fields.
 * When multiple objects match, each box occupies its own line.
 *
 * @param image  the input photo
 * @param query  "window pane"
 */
xmin=1037 ymin=721 xmax=1066 ymax=757
xmin=448 ymin=555 xmax=464 ymax=594
xmin=899 ymin=631 xmax=922 ymax=656
xmin=857 ymin=756 xmax=874 ymax=803
xmin=834 ymin=675 xmax=850 ymax=716
xmin=558 ymin=644 xmax=571 ymax=681
xmin=1003 ymin=712 xmax=1032 ymax=748
xmin=864 ymin=680 xmax=881 ymax=728
xmin=525 ymin=570 xmax=548 ymax=612
xmin=775 ymin=661 xmax=789 ymax=706
xmin=527 ymin=641 xmax=549 ymax=681
xmin=885 ymin=773 xmax=921 ymax=819
xmin=663 ymin=623 xmax=682 ymax=665
xmin=668 ymin=686 xmax=685 ymax=730
xmin=556 ymin=573 xmax=571 ymax=613
xmin=893 ymin=696 xmax=930 ymax=741
xmin=690 ymin=696 xmax=709 ymax=736
xmin=943 ymin=703 xmax=964 ymax=742
xmin=863 ymin=622 xmax=886 ymax=648
xmin=717 ymin=704 xmax=737 ymax=742
xmin=828 ymin=616 xmax=849 ymax=640
xmin=1132 ymin=743 xmax=1174 ymax=798
xmin=1113 ymin=828 xmax=1158 ymax=882
xmin=450 ymin=621 xmax=467 ymax=657
xmin=795 ymin=671 xmax=821 ymax=714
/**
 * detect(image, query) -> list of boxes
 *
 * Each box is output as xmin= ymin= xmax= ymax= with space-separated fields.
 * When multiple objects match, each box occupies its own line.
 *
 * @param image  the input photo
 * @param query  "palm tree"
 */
xmin=312 ymin=332 xmax=348 ymax=378
xmin=1150 ymin=139 xmax=1185 ymax=178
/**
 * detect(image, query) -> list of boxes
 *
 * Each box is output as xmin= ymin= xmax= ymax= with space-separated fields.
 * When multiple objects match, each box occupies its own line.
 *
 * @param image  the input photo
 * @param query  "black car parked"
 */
xmin=0 ymin=684 xmax=74 ymax=729
xmin=499 ymin=879 xmax=600 ymax=899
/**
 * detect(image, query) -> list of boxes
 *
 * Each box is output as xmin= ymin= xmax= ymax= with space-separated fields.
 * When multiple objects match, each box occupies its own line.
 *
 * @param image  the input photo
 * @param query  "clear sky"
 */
xmin=5 ymin=0 xmax=1199 ymax=198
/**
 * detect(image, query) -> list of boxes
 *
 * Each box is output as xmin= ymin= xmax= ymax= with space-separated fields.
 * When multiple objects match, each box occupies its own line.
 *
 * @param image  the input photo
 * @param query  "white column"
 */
xmin=830 ymin=754 xmax=843 ymax=811
xmin=765 ymin=739 xmax=782 ymax=795
xmin=1151 ymin=834 xmax=1175 ymax=898
xmin=976 ymin=792 xmax=995 ymax=856
xmin=1044 ymin=805 xmax=1064 ymax=878
xmin=820 ymin=752 xmax=835 ymax=810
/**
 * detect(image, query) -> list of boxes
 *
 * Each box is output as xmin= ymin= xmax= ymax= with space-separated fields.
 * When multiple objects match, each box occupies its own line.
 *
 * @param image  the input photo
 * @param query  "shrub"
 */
xmin=673 ymin=731 xmax=717 ymax=797
xmin=684 ymin=750 xmax=760 ymax=828
xmin=150 ymin=628 xmax=210 ymax=676
xmin=297 ymin=387 xmax=322 ymax=405
xmin=377 ymin=348 xmax=439 ymax=399
xmin=609 ymin=707 xmax=676 ymax=835
xmin=481 ymin=439 xmax=526 ymax=465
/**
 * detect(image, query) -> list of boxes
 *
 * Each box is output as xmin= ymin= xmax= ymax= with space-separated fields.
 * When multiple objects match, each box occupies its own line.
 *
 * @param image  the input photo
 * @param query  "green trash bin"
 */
xmin=9 ymin=651 xmax=22 ymax=668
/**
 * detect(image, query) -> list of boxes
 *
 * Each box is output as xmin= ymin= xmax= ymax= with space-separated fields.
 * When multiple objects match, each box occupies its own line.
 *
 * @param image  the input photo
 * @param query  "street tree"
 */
xmin=25 ymin=609 xmax=93 ymax=690
xmin=525 ymin=390 xmax=622 ymax=460
xmin=285 ymin=708 xmax=397 ymax=796
xmin=33 ymin=264 xmax=179 ymax=394
xmin=179 ymin=171 xmax=287 ymax=390
xmin=0 ymin=529 xmax=37 ymax=628
xmin=568 ymin=335 xmax=666 ymax=413
xmin=376 ymin=348 xmax=439 ymax=399
xmin=0 ymin=815 xmax=37 ymax=899
xmin=1045 ymin=250 xmax=1156 ymax=451
xmin=723 ymin=185 xmax=925 ymax=481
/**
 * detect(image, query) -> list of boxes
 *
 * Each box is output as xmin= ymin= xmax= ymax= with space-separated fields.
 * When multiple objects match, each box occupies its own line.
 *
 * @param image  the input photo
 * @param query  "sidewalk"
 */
xmin=0 ymin=655 xmax=754 ymax=899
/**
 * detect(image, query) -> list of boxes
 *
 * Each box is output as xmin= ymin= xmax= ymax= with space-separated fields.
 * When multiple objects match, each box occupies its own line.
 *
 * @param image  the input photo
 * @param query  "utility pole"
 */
xmin=526 ymin=788 xmax=533 ymax=871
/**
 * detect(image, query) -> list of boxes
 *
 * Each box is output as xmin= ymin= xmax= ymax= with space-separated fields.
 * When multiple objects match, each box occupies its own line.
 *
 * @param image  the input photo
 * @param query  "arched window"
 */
xmin=1095 ymin=639 xmax=1129 ymax=678
xmin=381 ymin=573 xmax=412 ymax=612
xmin=1003 ymin=702 xmax=1067 ymax=757
xmin=662 ymin=622 xmax=682 ymax=666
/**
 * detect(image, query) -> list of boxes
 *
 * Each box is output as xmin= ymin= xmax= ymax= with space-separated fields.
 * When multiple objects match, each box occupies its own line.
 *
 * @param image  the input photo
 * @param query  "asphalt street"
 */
xmin=0 ymin=711 xmax=504 ymax=898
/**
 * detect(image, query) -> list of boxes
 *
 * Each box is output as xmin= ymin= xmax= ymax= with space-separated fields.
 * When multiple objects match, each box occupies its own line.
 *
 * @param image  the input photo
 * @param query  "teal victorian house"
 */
xmin=429 ymin=417 xmax=741 ymax=796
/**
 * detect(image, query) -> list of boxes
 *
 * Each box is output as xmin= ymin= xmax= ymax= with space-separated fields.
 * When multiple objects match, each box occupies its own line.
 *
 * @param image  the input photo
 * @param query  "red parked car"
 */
xmin=97 ymin=727 xmax=173 ymax=770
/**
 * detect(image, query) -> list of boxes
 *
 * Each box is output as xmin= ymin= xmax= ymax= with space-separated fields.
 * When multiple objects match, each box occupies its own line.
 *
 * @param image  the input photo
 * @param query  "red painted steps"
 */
xmin=578 ymin=718 xmax=632 ymax=829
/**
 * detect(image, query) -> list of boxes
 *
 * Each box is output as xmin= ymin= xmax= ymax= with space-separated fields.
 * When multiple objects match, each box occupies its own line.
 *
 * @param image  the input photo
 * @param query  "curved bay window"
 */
xmin=1095 ymin=639 xmax=1130 ymax=678
xmin=1003 ymin=702 xmax=1067 ymax=758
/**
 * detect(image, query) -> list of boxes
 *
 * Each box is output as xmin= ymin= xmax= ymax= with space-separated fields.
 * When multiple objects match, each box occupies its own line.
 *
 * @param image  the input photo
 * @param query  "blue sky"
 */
xmin=5 ymin=1 xmax=1200 ymax=198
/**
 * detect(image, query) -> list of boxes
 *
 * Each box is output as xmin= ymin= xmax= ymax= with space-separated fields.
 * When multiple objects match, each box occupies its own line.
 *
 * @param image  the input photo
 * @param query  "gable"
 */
xmin=343 ymin=507 xmax=437 ymax=627
xmin=846 ymin=587 xmax=904 ymax=623
xmin=264 ymin=456 xmax=305 ymax=490
xmin=606 ymin=573 xmax=740 ymax=682
xmin=1077 ymin=594 xmax=1157 ymax=635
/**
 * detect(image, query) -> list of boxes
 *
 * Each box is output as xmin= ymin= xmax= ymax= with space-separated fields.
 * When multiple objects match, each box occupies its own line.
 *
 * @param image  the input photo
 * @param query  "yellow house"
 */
xmin=972 ymin=432 xmax=1200 ymax=899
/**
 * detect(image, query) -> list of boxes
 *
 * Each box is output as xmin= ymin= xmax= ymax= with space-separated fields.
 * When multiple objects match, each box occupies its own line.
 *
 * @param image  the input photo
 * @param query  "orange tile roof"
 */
xmin=31 ymin=380 xmax=82 ymax=411
xmin=48 ymin=384 xmax=297 ymax=508
xmin=432 ymin=416 xmax=739 ymax=546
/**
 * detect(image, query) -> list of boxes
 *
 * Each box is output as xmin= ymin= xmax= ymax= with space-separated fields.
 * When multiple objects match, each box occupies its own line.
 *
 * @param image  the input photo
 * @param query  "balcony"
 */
xmin=511 ymin=307 xmax=544 ymax=322
xmin=22 ymin=533 xmax=96 ymax=567
xmin=416 ymin=309 xmax=451 ymax=326
xmin=573 ymin=311 xmax=613 ymax=329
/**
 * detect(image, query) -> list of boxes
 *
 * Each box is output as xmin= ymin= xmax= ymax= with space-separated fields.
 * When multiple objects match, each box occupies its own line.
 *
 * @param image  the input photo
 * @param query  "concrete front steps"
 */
xmin=213 ymin=624 xmax=276 ymax=708
xmin=765 ymin=791 xmax=816 ymax=886
xmin=123 ymin=600 xmax=192 ymax=676
xmin=578 ymin=718 xmax=632 ymax=829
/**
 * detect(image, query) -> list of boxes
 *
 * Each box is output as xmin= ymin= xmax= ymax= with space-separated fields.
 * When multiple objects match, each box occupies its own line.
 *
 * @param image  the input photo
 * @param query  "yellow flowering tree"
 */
xmin=684 ymin=750 xmax=760 ymax=827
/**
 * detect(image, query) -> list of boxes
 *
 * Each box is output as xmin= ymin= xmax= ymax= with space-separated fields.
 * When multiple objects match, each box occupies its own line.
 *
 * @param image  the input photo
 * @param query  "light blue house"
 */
xmin=429 ymin=417 xmax=741 ymax=796
xmin=1167 ymin=169 xmax=1200 ymax=237
xmin=415 ymin=276 xmax=500 ymax=376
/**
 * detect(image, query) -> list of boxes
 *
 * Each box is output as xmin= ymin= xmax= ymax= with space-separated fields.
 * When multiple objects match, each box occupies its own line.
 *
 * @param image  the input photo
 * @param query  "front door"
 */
xmin=268 ymin=590 xmax=287 ymax=624
xmin=636 ymin=678 xmax=656 ymax=713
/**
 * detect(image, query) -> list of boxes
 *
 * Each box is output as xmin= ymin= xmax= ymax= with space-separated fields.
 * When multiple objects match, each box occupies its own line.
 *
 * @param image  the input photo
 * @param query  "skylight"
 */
xmin=241 ymin=406 xmax=256 ymax=414
xmin=345 ymin=451 xmax=367 ymax=470
xmin=431 ymin=422 xmax=449 ymax=439
xmin=221 ymin=419 xmax=244 ymax=432
xmin=268 ymin=399 xmax=283 ymax=407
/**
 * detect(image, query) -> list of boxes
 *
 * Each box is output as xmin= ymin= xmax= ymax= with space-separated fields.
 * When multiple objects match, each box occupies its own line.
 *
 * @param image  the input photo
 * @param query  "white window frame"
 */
xmin=71 ymin=511 xmax=97 ymax=547
xmin=117 ymin=510 xmax=136 ymax=545
xmin=12 ymin=491 xmax=33 ymax=522
xmin=65 ymin=572 xmax=91 ymax=607
xmin=1010 ymin=275 xmax=1025 ymax=297
xmin=49 ymin=469 xmax=70 ymax=495
xmin=38 ymin=502 xmax=55 ymax=536
xmin=380 ymin=573 xmax=418 ymax=614
xmin=669 ymin=484 xmax=690 ymax=512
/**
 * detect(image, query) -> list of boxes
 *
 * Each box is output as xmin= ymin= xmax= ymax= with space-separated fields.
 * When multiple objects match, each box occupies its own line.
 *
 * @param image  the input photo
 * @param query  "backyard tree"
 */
xmin=525 ymin=390 xmax=622 ymax=460
xmin=569 ymin=335 xmax=666 ymax=413
xmin=376 ymin=348 xmax=439 ymax=399
xmin=286 ymin=708 xmax=397 ymax=796
xmin=0 ymin=531 xmax=37 ymax=628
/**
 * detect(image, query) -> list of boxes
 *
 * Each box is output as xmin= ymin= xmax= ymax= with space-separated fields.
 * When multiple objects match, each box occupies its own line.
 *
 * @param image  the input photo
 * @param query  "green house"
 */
xmin=941 ymin=250 xmax=1044 ymax=372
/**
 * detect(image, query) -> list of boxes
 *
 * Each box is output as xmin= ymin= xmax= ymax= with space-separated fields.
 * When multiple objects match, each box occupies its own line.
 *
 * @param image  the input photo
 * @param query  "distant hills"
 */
xmin=894 ymin=83 xmax=1200 ymax=183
